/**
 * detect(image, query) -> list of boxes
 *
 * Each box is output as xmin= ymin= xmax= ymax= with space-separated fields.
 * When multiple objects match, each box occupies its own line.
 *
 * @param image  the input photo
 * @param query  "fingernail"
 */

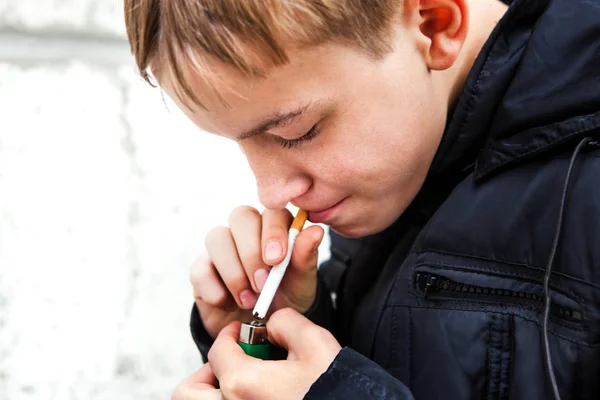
xmin=254 ymin=269 xmax=269 ymax=292
xmin=265 ymin=241 xmax=282 ymax=262
xmin=240 ymin=289 xmax=257 ymax=309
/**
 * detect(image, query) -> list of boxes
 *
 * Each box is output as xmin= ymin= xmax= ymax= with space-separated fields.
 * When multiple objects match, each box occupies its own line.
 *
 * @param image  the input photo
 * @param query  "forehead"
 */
xmin=157 ymin=43 xmax=351 ymax=137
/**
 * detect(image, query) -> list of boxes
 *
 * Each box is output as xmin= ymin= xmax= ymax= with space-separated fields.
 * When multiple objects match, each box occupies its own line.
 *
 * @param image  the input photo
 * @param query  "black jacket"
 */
xmin=190 ymin=0 xmax=600 ymax=398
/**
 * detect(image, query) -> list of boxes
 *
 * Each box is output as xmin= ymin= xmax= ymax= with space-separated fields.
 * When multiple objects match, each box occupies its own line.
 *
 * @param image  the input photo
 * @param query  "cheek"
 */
xmin=304 ymin=85 xmax=444 ymax=195
xmin=320 ymin=121 xmax=434 ymax=193
xmin=308 ymin=139 xmax=416 ymax=196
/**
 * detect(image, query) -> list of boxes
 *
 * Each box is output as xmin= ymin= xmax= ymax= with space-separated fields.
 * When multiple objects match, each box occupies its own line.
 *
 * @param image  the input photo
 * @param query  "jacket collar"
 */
xmin=429 ymin=0 xmax=600 ymax=182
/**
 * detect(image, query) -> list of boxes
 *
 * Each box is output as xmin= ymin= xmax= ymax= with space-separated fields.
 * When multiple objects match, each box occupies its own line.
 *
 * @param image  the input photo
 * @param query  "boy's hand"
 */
xmin=207 ymin=308 xmax=341 ymax=400
xmin=191 ymin=206 xmax=325 ymax=338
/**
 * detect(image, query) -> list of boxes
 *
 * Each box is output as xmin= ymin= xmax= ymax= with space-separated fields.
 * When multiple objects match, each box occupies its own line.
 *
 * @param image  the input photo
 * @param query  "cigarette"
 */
xmin=252 ymin=208 xmax=308 ymax=320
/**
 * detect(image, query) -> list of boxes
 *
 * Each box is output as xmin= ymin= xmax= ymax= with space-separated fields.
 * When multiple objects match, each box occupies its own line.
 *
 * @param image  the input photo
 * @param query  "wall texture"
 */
xmin=0 ymin=1 xmax=329 ymax=399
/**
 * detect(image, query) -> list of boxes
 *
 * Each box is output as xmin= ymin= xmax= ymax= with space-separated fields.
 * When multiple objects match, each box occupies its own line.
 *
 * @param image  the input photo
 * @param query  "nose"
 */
xmin=246 ymin=149 xmax=310 ymax=210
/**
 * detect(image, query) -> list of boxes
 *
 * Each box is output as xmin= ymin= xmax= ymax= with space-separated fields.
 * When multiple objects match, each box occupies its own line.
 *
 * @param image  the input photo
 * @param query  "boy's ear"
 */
xmin=404 ymin=0 xmax=469 ymax=71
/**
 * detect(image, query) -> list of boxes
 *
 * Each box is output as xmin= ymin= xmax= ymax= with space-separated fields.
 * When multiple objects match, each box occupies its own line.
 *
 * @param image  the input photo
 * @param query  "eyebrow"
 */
xmin=235 ymin=103 xmax=313 ymax=141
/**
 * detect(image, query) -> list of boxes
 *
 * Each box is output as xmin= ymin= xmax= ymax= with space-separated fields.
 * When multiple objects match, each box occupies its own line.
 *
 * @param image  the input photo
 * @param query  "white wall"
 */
xmin=0 ymin=2 xmax=330 ymax=399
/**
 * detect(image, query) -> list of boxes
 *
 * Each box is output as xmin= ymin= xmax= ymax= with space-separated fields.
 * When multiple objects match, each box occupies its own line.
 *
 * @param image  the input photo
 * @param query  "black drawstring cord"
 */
xmin=543 ymin=136 xmax=597 ymax=400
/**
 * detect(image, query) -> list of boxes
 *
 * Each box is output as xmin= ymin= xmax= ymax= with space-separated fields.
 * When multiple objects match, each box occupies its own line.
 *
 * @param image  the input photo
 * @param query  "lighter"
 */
xmin=238 ymin=320 xmax=272 ymax=360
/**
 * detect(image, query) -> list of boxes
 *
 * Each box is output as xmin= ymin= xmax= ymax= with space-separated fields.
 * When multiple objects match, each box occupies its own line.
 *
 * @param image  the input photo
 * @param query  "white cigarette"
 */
xmin=253 ymin=209 xmax=308 ymax=320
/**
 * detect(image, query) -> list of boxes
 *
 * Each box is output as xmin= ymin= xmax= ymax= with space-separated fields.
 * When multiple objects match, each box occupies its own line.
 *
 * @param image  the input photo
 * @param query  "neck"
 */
xmin=438 ymin=0 xmax=509 ymax=107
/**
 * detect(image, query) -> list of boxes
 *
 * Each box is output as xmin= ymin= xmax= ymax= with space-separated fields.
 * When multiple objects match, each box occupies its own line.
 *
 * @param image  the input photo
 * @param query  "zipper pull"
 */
xmin=416 ymin=273 xmax=439 ymax=298
xmin=424 ymin=274 xmax=439 ymax=298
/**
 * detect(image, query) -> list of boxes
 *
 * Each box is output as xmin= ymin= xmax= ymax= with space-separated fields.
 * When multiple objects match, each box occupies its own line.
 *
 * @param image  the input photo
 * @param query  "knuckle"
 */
xmin=201 ymin=288 xmax=229 ymax=308
xmin=189 ymin=261 xmax=230 ymax=307
xmin=262 ymin=224 xmax=289 ymax=247
xmin=264 ymin=216 xmax=288 ymax=235
xmin=241 ymin=248 xmax=264 ymax=271
xmin=205 ymin=225 xmax=231 ymax=249
xmin=219 ymin=374 xmax=236 ymax=395
xmin=189 ymin=253 xmax=211 ymax=286
xmin=306 ymin=325 xmax=335 ymax=345
xmin=228 ymin=205 xmax=260 ymax=226
xmin=220 ymin=372 xmax=252 ymax=398
xmin=170 ymin=383 xmax=188 ymax=400
xmin=221 ymin=267 xmax=247 ymax=288
xmin=207 ymin=345 xmax=216 ymax=364
xmin=272 ymin=307 xmax=296 ymax=322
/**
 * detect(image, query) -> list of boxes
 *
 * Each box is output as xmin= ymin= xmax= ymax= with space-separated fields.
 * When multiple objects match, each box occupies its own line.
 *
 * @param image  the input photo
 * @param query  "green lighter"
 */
xmin=238 ymin=320 xmax=272 ymax=360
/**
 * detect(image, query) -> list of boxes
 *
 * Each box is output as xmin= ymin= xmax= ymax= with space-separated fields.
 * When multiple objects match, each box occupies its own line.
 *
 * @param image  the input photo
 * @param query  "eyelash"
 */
xmin=278 ymin=125 xmax=319 ymax=149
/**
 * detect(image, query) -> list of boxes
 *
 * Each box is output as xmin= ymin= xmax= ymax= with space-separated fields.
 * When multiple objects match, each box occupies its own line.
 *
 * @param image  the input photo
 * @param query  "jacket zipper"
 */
xmin=415 ymin=272 xmax=583 ymax=323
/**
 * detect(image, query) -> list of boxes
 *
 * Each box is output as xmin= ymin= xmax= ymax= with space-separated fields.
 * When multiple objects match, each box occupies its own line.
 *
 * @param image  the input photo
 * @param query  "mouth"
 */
xmin=307 ymin=197 xmax=347 ymax=224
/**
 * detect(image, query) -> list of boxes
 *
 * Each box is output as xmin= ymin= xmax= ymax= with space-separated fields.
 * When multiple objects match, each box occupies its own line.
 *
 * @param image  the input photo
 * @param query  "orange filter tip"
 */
xmin=291 ymin=209 xmax=308 ymax=231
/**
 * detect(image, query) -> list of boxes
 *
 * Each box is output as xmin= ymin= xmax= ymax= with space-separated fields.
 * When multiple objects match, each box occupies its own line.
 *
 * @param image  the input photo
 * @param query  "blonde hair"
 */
xmin=124 ymin=0 xmax=402 ymax=109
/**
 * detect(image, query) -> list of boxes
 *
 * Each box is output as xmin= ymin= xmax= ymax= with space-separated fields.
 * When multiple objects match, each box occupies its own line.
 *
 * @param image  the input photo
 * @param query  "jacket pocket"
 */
xmin=386 ymin=263 xmax=599 ymax=399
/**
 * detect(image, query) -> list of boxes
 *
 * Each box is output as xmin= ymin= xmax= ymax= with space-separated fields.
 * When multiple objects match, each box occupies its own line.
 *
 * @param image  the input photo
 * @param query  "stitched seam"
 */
xmin=454 ymin=19 xmax=530 ymax=155
xmin=415 ymin=248 xmax=596 ymax=288
xmin=491 ymin=314 xmax=503 ymax=400
xmin=414 ymin=248 xmax=596 ymax=292
xmin=392 ymin=304 xmax=597 ymax=346
xmin=330 ymin=358 xmax=396 ymax=397
xmin=407 ymin=295 xmax=586 ymax=332
xmin=486 ymin=315 xmax=495 ymax=400
xmin=408 ymin=307 xmax=413 ymax=390
xmin=404 ymin=286 xmax=568 ymax=321
xmin=575 ymin=341 xmax=582 ymax=399
xmin=407 ymin=264 xmax=583 ymax=310
xmin=390 ymin=307 xmax=398 ymax=371
xmin=411 ymin=257 xmax=584 ymax=303
xmin=479 ymin=123 xmax=600 ymax=177
xmin=493 ymin=121 xmax=600 ymax=157
xmin=499 ymin=315 xmax=512 ymax=400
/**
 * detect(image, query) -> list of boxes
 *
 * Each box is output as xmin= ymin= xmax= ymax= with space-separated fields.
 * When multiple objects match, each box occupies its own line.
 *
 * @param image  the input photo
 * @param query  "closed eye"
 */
xmin=278 ymin=124 xmax=319 ymax=149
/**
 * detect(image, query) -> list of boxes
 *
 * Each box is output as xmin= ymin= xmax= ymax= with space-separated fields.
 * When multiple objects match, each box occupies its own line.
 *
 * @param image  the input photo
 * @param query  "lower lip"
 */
xmin=308 ymin=198 xmax=347 ymax=224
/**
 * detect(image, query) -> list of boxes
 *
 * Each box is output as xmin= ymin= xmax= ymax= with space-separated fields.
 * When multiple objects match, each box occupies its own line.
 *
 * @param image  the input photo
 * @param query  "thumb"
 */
xmin=279 ymin=225 xmax=324 ymax=309
xmin=266 ymin=308 xmax=316 ymax=359
xmin=266 ymin=308 xmax=340 ymax=361
xmin=288 ymin=225 xmax=324 ymax=276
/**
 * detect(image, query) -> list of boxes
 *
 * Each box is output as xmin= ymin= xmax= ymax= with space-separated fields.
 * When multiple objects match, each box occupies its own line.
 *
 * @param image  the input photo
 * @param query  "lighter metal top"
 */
xmin=239 ymin=320 xmax=269 ymax=345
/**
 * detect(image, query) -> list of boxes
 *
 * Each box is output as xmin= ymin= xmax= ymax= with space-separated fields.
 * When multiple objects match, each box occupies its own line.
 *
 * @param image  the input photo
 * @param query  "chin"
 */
xmin=330 ymin=211 xmax=400 ymax=239
xmin=330 ymin=221 xmax=386 ymax=239
xmin=330 ymin=226 xmax=364 ymax=239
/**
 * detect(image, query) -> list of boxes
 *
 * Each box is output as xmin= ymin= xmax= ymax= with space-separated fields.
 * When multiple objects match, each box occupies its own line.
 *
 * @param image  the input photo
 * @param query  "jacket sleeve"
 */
xmin=305 ymin=347 xmax=414 ymax=399
xmin=189 ymin=302 xmax=213 ymax=363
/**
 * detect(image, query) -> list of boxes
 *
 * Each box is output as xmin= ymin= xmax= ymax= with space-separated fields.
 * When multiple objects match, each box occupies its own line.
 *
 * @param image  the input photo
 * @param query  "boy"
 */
xmin=125 ymin=0 xmax=600 ymax=398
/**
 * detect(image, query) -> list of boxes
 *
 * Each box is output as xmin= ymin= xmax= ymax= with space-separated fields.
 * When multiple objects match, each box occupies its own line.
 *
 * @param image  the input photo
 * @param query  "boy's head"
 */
xmin=124 ymin=0 xmax=473 ymax=237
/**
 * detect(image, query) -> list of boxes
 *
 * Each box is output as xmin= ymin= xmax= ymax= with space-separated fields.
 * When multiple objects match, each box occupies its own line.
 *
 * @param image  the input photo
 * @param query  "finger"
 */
xmin=172 ymin=364 xmax=222 ymax=400
xmin=208 ymin=320 xmax=252 ymax=381
xmin=228 ymin=206 xmax=269 ymax=293
xmin=206 ymin=226 xmax=256 ymax=310
xmin=181 ymin=363 xmax=218 ymax=387
xmin=261 ymin=208 xmax=294 ymax=267
xmin=190 ymin=252 xmax=235 ymax=309
xmin=171 ymin=385 xmax=222 ymax=400
xmin=266 ymin=308 xmax=339 ymax=359
xmin=193 ymin=300 xmax=245 ymax=339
